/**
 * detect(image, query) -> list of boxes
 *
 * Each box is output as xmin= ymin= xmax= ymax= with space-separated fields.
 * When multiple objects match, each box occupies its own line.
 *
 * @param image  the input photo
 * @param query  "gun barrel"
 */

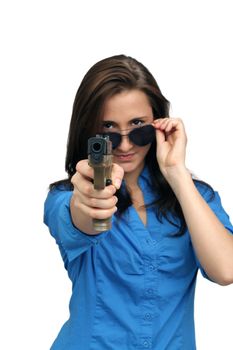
xmin=88 ymin=135 xmax=113 ymax=231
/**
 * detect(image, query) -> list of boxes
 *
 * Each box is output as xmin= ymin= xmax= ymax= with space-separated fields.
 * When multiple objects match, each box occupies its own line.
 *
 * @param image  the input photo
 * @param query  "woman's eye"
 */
xmin=102 ymin=122 xmax=113 ymax=129
xmin=132 ymin=119 xmax=144 ymax=126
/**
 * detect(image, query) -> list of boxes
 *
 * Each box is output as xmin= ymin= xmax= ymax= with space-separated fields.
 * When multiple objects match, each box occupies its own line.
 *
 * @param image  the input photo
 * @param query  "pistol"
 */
xmin=88 ymin=134 xmax=113 ymax=231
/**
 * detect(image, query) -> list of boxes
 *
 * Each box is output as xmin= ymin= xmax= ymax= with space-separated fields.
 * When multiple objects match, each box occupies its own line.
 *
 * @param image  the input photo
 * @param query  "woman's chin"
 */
xmin=113 ymin=159 xmax=145 ymax=178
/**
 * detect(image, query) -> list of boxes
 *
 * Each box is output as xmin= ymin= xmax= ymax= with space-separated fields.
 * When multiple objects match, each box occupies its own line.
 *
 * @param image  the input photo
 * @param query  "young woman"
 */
xmin=44 ymin=55 xmax=233 ymax=350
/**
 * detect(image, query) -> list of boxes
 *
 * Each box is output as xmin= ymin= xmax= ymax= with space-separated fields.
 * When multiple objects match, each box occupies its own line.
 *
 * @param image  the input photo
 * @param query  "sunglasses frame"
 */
xmin=102 ymin=124 xmax=155 ymax=149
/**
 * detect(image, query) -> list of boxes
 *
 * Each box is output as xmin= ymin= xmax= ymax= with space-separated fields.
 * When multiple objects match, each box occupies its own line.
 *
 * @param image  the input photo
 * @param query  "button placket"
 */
xmin=131 ymin=208 xmax=160 ymax=349
xmin=137 ymin=247 xmax=159 ymax=349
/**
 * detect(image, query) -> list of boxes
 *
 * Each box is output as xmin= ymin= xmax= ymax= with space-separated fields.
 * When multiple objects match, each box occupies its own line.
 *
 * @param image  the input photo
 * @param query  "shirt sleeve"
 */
xmin=194 ymin=184 xmax=233 ymax=281
xmin=44 ymin=188 xmax=110 ymax=265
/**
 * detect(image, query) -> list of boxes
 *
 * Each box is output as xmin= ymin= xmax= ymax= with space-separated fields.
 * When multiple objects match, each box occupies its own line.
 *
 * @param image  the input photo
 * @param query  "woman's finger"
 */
xmin=74 ymin=186 xmax=118 ymax=209
xmin=72 ymin=171 xmax=116 ymax=199
xmin=73 ymin=200 xmax=118 ymax=220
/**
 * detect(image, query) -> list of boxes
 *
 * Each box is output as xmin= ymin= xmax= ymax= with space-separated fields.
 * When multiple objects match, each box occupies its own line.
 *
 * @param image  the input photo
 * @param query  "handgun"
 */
xmin=88 ymin=134 xmax=113 ymax=231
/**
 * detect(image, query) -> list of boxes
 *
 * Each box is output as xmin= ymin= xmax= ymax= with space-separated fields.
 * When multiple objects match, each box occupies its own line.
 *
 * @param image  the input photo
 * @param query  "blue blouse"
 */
xmin=44 ymin=168 xmax=233 ymax=350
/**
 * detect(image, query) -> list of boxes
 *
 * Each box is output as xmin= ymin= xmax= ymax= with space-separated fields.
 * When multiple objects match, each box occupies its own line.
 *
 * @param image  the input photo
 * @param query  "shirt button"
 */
xmin=143 ymin=340 xmax=149 ymax=348
xmin=147 ymin=288 xmax=154 ymax=295
xmin=144 ymin=313 xmax=152 ymax=321
xmin=146 ymin=238 xmax=157 ymax=246
xmin=149 ymin=264 xmax=155 ymax=271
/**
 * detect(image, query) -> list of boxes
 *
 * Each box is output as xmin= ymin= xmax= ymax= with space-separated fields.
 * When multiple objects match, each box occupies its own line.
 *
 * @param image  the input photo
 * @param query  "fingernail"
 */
xmin=114 ymin=178 xmax=122 ymax=189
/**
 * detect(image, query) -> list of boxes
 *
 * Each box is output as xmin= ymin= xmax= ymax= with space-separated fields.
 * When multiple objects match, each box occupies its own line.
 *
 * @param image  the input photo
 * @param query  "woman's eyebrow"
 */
xmin=101 ymin=120 xmax=118 ymax=125
xmin=102 ymin=116 xmax=149 ymax=124
xmin=130 ymin=116 xmax=149 ymax=121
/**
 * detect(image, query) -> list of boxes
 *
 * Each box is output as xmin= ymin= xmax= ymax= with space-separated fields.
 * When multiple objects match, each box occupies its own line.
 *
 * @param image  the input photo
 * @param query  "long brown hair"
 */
xmin=50 ymin=54 xmax=214 ymax=236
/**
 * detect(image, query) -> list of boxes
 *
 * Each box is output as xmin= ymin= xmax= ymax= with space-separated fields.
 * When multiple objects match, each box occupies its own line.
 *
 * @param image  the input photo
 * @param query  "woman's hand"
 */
xmin=152 ymin=118 xmax=188 ymax=181
xmin=70 ymin=160 xmax=124 ymax=234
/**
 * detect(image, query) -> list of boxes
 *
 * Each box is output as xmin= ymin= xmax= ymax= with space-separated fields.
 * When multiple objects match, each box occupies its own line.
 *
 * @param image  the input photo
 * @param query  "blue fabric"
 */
xmin=44 ymin=168 xmax=233 ymax=350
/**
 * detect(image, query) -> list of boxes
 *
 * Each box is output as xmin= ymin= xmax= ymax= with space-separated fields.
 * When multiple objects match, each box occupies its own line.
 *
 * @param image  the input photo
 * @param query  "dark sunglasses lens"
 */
xmin=104 ymin=132 xmax=121 ymax=149
xmin=129 ymin=124 xmax=155 ymax=146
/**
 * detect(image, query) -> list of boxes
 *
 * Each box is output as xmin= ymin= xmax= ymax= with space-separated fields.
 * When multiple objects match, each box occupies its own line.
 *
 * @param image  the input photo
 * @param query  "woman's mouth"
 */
xmin=114 ymin=153 xmax=135 ymax=161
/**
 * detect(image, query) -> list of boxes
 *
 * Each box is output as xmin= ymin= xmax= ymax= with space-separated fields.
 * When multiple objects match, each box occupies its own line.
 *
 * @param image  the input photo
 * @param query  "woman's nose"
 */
xmin=116 ymin=134 xmax=133 ymax=151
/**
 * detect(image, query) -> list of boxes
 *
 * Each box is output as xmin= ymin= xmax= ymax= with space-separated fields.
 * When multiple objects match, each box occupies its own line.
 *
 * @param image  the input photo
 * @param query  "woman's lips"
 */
xmin=114 ymin=153 xmax=135 ymax=161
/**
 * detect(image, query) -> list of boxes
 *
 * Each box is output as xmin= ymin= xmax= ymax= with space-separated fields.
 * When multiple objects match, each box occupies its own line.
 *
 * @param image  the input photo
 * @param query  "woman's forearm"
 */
xmin=167 ymin=166 xmax=233 ymax=285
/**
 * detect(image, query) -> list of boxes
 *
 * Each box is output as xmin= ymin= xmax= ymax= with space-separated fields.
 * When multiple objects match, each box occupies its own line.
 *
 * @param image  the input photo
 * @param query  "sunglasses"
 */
xmin=102 ymin=124 xmax=155 ymax=149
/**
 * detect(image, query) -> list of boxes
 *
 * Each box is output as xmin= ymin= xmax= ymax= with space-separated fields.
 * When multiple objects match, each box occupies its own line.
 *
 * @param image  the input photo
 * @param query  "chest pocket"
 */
xmin=158 ymin=230 xmax=197 ymax=278
xmin=97 ymin=228 xmax=145 ymax=276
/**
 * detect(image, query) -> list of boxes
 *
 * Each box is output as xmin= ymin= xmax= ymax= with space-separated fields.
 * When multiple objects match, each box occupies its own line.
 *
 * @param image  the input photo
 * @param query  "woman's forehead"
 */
xmin=101 ymin=90 xmax=153 ymax=122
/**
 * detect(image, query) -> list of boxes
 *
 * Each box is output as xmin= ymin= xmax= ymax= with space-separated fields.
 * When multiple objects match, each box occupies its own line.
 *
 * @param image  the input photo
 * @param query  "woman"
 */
xmin=44 ymin=55 xmax=233 ymax=349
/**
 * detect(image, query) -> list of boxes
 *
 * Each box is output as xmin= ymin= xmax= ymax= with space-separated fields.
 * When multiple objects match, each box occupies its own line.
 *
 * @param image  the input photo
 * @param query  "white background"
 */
xmin=1 ymin=0 xmax=232 ymax=349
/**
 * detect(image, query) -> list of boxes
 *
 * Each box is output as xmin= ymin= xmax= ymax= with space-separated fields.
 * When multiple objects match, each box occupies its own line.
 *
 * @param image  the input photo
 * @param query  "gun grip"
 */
xmin=93 ymin=167 xmax=106 ymax=190
xmin=93 ymin=217 xmax=112 ymax=232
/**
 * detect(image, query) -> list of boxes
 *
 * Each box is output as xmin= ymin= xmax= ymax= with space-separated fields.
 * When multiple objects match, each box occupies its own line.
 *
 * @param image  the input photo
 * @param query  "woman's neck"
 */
xmin=124 ymin=163 xmax=145 ymax=190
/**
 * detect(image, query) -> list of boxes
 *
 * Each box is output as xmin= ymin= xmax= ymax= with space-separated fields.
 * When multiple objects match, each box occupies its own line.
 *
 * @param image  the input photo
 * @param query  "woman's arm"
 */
xmin=153 ymin=118 xmax=233 ymax=285
xmin=168 ymin=166 xmax=233 ymax=285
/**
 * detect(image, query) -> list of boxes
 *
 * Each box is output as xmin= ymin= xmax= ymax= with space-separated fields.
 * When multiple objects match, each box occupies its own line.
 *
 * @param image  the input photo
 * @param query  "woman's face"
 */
xmin=101 ymin=89 xmax=154 ymax=179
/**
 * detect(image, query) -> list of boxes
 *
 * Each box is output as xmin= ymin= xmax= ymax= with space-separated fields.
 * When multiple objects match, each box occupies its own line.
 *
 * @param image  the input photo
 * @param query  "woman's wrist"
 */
xmin=162 ymin=165 xmax=193 ymax=196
